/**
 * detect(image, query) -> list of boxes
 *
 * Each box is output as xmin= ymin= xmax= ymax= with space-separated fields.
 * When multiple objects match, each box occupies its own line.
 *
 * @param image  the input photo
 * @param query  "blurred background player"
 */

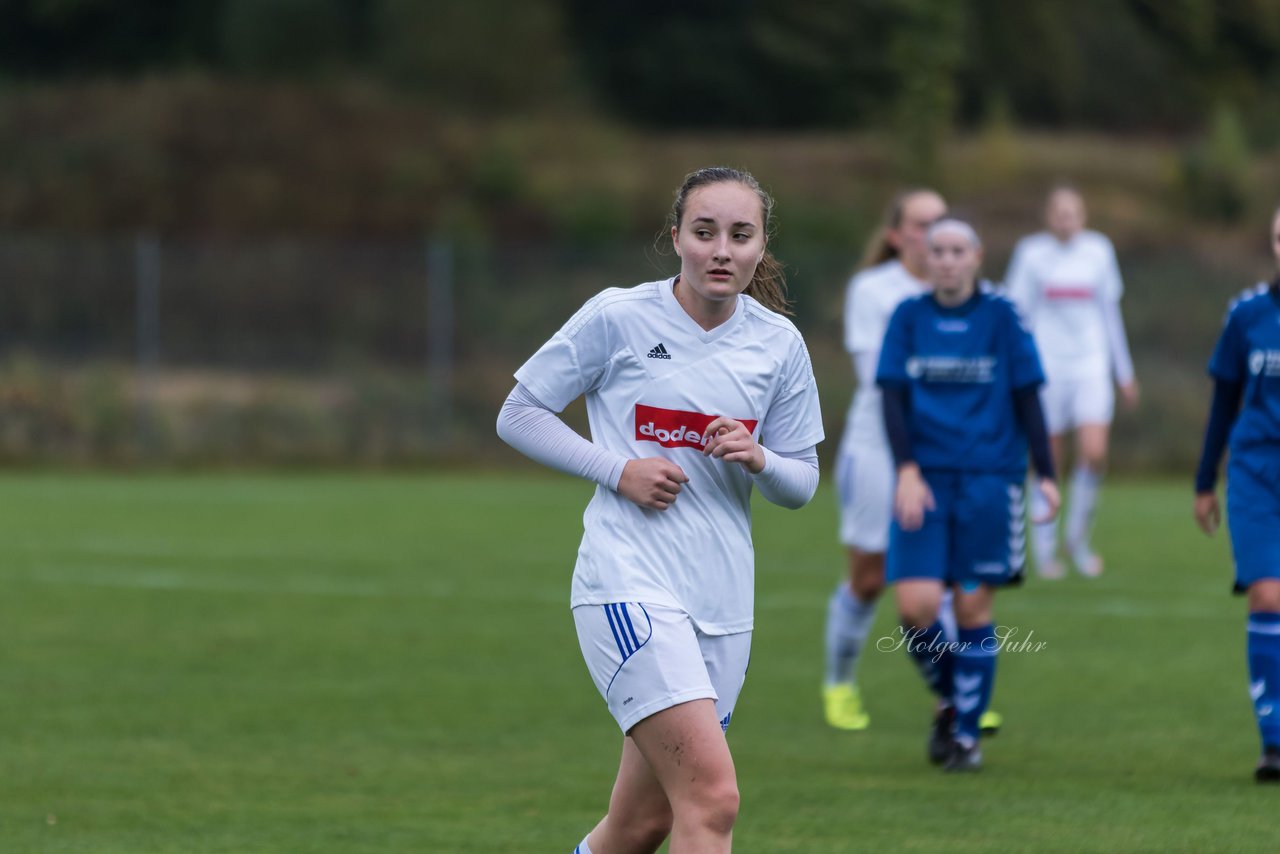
xmin=1193 ymin=204 xmax=1280 ymax=783
xmin=878 ymin=218 xmax=1058 ymax=771
xmin=498 ymin=166 xmax=824 ymax=853
xmin=824 ymin=189 xmax=944 ymax=731
xmin=823 ymin=191 xmax=1002 ymax=737
xmin=1004 ymin=186 xmax=1138 ymax=579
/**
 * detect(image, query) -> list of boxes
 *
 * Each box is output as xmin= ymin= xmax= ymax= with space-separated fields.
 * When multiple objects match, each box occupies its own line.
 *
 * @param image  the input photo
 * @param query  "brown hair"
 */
xmin=668 ymin=166 xmax=792 ymax=315
xmin=858 ymin=188 xmax=945 ymax=270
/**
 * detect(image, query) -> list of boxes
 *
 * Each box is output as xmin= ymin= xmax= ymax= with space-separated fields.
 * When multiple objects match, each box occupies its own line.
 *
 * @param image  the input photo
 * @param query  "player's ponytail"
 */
xmin=668 ymin=166 xmax=793 ymax=316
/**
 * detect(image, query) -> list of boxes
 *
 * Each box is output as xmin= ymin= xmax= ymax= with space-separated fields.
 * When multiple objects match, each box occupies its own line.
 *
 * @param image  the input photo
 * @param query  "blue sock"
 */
xmin=903 ymin=619 xmax=953 ymax=700
xmin=825 ymin=583 xmax=878 ymax=684
xmin=1247 ymin=612 xmax=1280 ymax=749
xmin=952 ymin=624 xmax=997 ymax=744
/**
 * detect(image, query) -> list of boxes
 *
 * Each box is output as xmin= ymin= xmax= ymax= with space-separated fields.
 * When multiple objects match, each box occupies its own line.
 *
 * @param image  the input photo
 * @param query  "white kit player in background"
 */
xmin=1003 ymin=185 xmax=1139 ymax=579
xmin=822 ymin=190 xmax=1003 ymax=738
xmin=497 ymin=167 xmax=823 ymax=854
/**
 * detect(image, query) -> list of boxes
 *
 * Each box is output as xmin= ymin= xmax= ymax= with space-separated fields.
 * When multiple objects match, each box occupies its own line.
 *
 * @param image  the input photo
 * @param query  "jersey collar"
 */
xmin=662 ymin=276 xmax=745 ymax=343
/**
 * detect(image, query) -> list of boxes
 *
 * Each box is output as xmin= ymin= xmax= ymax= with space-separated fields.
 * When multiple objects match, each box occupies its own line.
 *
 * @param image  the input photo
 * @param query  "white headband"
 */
xmin=928 ymin=218 xmax=982 ymax=248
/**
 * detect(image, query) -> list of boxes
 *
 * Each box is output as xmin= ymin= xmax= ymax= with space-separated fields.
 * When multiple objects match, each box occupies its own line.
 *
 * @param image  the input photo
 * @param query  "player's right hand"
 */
xmin=618 ymin=458 xmax=689 ymax=511
xmin=1194 ymin=491 xmax=1220 ymax=536
xmin=893 ymin=463 xmax=935 ymax=531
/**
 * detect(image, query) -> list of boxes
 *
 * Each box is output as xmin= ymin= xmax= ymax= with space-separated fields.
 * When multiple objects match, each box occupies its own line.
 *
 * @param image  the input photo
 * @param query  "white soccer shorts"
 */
xmin=573 ymin=602 xmax=751 ymax=735
xmin=1040 ymin=373 xmax=1114 ymax=434
xmin=835 ymin=435 xmax=895 ymax=552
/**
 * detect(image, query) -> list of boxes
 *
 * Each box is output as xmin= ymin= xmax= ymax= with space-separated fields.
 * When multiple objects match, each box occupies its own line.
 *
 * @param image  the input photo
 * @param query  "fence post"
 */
xmin=135 ymin=231 xmax=161 ymax=456
xmin=427 ymin=236 xmax=455 ymax=443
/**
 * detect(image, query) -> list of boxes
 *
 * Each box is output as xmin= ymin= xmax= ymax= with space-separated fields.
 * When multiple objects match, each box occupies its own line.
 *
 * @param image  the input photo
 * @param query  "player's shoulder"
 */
xmin=742 ymin=295 xmax=806 ymax=342
xmin=563 ymin=280 xmax=665 ymax=335
xmin=850 ymin=260 xmax=904 ymax=293
xmin=1226 ymin=281 xmax=1277 ymax=320
xmin=1013 ymin=231 xmax=1056 ymax=254
xmin=1077 ymin=229 xmax=1117 ymax=253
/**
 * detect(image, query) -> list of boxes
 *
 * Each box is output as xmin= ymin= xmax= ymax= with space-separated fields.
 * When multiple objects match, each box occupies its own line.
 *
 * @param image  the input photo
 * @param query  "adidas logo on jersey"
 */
xmin=647 ymin=343 xmax=671 ymax=359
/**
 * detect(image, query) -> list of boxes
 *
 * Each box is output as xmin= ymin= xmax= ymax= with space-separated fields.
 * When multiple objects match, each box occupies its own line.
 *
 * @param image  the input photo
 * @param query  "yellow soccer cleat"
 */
xmin=979 ymin=709 xmax=1003 ymax=736
xmin=823 ymin=683 xmax=870 ymax=731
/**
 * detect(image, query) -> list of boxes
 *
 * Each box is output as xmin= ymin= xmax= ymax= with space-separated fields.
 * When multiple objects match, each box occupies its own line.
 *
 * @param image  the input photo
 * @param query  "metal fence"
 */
xmin=0 ymin=231 xmax=1261 ymax=469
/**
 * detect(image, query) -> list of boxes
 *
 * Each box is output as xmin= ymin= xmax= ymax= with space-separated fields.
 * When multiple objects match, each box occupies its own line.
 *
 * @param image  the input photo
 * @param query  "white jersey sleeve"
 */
xmin=1003 ymin=238 xmax=1038 ymax=318
xmin=758 ymin=334 xmax=824 ymax=454
xmin=1097 ymin=232 xmax=1124 ymax=301
xmin=513 ymin=288 xmax=623 ymax=412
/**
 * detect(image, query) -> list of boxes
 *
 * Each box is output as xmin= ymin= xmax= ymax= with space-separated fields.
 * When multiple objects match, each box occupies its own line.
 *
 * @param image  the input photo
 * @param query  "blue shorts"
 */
xmin=887 ymin=470 xmax=1026 ymax=588
xmin=1227 ymin=455 xmax=1280 ymax=592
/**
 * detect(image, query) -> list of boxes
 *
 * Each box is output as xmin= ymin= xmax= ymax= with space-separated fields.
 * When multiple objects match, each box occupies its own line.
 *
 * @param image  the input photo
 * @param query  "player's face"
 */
xmin=890 ymin=192 xmax=947 ymax=276
xmin=672 ymin=182 xmax=766 ymax=304
xmin=926 ymin=230 xmax=982 ymax=301
xmin=1046 ymin=190 xmax=1086 ymax=241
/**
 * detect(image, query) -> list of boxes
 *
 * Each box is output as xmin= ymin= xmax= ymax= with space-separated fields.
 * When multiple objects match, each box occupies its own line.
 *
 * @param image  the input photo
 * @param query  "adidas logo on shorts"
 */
xmin=647 ymin=343 xmax=671 ymax=359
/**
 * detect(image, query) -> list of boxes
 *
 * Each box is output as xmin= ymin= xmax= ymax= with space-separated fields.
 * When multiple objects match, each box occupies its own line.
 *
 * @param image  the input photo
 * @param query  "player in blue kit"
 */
xmin=1193 ymin=206 xmax=1280 ymax=782
xmin=877 ymin=218 xmax=1059 ymax=771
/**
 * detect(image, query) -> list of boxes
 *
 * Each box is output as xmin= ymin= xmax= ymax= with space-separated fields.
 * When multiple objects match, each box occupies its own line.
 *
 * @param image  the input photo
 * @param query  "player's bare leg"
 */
xmin=583 ymin=736 xmax=674 ymax=854
xmin=623 ymin=699 xmax=738 ymax=854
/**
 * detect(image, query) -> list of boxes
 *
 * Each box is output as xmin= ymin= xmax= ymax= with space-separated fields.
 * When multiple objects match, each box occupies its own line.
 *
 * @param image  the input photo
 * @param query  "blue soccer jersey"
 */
xmin=877 ymin=288 xmax=1045 ymax=476
xmin=1209 ymin=284 xmax=1280 ymax=456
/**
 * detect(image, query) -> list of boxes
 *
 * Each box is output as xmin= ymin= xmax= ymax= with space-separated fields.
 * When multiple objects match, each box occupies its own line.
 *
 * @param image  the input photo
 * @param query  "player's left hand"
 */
xmin=1119 ymin=380 xmax=1140 ymax=410
xmin=702 ymin=417 xmax=764 ymax=474
xmin=1194 ymin=491 xmax=1220 ymax=535
xmin=1031 ymin=477 xmax=1060 ymax=524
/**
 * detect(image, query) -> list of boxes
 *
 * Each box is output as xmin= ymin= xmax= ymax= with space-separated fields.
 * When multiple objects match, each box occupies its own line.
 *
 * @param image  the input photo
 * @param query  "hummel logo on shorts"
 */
xmin=647 ymin=343 xmax=671 ymax=359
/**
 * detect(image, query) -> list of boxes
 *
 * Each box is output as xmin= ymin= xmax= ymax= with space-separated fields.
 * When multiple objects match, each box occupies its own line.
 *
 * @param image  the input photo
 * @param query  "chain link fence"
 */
xmin=0 ymin=231 xmax=1259 ymax=470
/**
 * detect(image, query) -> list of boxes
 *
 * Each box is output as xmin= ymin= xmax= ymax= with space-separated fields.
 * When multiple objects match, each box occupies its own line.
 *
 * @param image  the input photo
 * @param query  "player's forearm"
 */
xmin=751 ymin=445 xmax=819 ymax=509
xmin=1194 ymin=379 xmax=1244 ymax=493
xmin=496 ymin=384 xmax=628 ymax=490
xmin=1012 ymin=385 xmax=1055 ymax=480
xmin=880 ymin=382 xmax=915 ymax=467
xmin=1101 ymin=298 xmax=1135 ymax=385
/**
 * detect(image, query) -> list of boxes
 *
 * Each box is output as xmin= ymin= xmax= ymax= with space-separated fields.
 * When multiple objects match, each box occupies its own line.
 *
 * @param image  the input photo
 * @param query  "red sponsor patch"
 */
xmin=635 ymin=404 xmax=758 ymax=449
xmin=1044 ymin=284 xmax=1095 ymax=300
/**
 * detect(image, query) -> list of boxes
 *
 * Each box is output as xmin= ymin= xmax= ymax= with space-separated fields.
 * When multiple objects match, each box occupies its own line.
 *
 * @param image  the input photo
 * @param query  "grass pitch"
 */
xmin=0 ymin=472 xmax=1270 ymax=852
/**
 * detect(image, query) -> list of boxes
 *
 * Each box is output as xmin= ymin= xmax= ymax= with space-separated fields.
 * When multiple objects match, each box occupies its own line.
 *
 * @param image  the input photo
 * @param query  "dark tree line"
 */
xmin=4 ymin=0 xmax=1280 ymax=134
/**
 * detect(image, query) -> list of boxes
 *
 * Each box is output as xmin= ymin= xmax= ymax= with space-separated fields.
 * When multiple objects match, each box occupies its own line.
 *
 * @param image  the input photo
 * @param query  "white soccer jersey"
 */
xmin=842 ymin=260 xmax=930 ymax=447
xmin=1003 ymin=230 xmax=1125 ymax=381
xmin=514 ymin=278 xmax=824 ymax=635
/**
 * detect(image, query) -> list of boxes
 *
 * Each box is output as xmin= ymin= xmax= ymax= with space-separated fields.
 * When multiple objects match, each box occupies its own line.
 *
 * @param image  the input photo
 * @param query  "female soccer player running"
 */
xmin=497 ymin=167 xmax=824 ymax=853
xmin=824 ymin=189 xmax=946 ymax=730
xmin=1004 ymin=187 xmax=1138 ymax=578
xmin=879 ymin=219 xmax=1058 ymax=771
xmin=1193 ymin=205 xmax=1280 ymax=783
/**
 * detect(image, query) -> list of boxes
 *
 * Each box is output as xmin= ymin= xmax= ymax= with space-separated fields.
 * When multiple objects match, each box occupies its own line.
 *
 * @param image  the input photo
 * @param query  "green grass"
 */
xmin=0 ymin=472 xmax=1269 ymax=852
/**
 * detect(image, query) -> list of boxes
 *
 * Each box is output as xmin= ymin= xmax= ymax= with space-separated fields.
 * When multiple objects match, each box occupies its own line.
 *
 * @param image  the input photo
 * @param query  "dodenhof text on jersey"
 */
xmin=635 ymin=404 xmax=759 ymax=450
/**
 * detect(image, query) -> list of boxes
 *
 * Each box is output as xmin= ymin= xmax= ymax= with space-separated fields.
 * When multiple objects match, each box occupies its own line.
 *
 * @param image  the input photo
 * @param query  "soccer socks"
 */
xmin=1248 ymin=612 xmax=1280 ymax=749
xmin=903 ymin=619 xmax=954 ymax=700
xmin=952 ymin=624 xmax=997 ymax=744
xmin=573 ymin=836 xmax=594 ymax=854
xmin=824 ymin=582 xmax=878 ymax=685
xmin=1065 ymin=465 xmax=1101 ymax=562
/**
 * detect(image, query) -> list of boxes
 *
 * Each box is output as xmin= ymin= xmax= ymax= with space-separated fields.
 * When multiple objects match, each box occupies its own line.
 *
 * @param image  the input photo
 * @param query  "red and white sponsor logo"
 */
xmin=1044 ymin=283 xmax=1095 ymax=300
xmin=635 ymin=404 xmax=758 ymax=450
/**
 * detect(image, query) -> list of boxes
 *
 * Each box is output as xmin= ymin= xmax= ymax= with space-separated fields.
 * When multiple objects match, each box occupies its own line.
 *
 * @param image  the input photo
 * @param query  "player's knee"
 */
xmin=1249 ymin=581 xmax=1280 ymax=612
xmin=621 ymin=805 xmax=674 ymax=851
xmin=852 ymin=567 xmax=885 ymax=601
xmin=692 ymin=780 xmax=740 ymax=835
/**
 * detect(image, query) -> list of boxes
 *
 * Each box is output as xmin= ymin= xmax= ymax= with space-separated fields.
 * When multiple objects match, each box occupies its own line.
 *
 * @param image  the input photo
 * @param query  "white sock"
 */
xmin=574 ymin=836 xmax=594 ymax=854
xmin=1065 ymin=466 xmax=1101 ymax=560
xmin=1029 ymin=484 xmax=1058 ymax=567
xmin=938 ymin=589 xmax=958 ymax=644
xmin=824 ymin=583 xmax=878 ymax=685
